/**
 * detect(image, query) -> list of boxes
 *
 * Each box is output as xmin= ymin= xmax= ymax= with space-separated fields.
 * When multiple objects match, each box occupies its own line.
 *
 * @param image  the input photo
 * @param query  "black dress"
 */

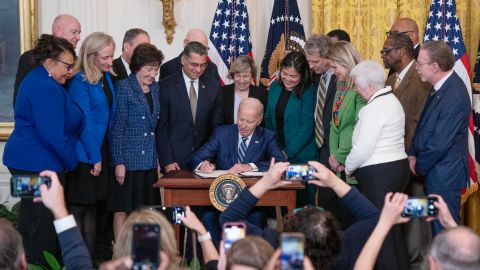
xmin=66 ymin=77 xmax=112 ymax=204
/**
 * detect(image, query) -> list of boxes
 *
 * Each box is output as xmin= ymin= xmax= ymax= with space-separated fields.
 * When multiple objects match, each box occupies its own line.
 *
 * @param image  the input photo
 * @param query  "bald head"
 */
xmin=52 ymin=14 xmax=81 ymax=48
xmin=184 ymin=29 xmax=209 ymax=48
xmin=390 ymin=18 xmax=419 ymax=45
xmin=428 ymin=226 xmax=480 ymax=270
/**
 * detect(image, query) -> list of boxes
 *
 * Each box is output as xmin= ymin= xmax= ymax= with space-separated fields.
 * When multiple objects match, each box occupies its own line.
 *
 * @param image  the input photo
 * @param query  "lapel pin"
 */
xmin=255 ymin=140 xmax=259 ymax=144
xmin=202 ymin=84 xmax=205 ymax=88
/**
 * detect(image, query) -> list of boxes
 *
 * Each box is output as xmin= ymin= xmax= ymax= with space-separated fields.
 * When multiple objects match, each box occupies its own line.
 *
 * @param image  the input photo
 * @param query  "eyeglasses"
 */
xmin=380 ymin=47 xmax=399 ymax=55
xmin=385 ymin=30 xmax=414 ymax=36
xmin=55 ymin=59 xmax=75 ymax=71
xmin=184 ymin=57 xmax=208 ymax=69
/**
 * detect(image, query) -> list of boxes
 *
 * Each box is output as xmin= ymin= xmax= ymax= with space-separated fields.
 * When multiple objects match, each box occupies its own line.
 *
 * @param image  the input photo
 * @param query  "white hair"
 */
xmin=350 ymin=60 xmax=385 ymax=90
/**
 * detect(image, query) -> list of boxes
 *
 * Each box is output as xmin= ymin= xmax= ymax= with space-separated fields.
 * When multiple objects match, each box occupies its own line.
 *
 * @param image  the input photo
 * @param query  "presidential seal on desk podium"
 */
xmin=209 ymin=174 xmax=246 ymax=211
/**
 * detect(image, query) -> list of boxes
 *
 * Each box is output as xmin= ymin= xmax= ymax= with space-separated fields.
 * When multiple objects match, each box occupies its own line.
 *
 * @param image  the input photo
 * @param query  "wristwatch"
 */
xmin=197 ymin=231 xmax=211 ymax=242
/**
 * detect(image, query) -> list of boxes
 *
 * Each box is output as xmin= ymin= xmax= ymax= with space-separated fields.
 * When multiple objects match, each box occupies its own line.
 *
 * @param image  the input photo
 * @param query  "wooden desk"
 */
xmin=154 ymin=170 xmax=304 ymax=211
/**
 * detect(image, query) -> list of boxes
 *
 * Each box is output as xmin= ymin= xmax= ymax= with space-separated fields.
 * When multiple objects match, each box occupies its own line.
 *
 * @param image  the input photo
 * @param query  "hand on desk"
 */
xmin=165 ymin=162 xmax=180 ymax=172
xmin=199 ymin=161 xmax=215 ymax=174
xmin=227 ymin=163 xmax=252 ymax=174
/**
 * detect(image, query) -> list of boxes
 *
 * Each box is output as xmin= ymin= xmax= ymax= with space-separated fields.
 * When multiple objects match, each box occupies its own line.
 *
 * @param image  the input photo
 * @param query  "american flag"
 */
xmin=208 ymin=0 xmax=253 ymax=85
xmin=424 ymin=0 xmax=478 ymax=203
xmin=259 ymin=0 xmax=305 ymax=87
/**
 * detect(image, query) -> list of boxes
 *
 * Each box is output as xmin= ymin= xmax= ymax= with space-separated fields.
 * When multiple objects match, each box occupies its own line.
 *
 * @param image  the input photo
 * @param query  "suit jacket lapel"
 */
xmin=196 ymin=77 xmax=209 ymax=123
xmin=395 ymin=63 xmax=416 ymax=98
xmin=417 ymin=88 xmax=442 ymax=130
xmin=337 ymin=89 xmax=355 ymax=123
xmin=284 ymin=92 xmax=299 ymax=124
xmin=176 ymin=74 xmax=194 ymax=123
xmin=149 ymin=84 xmax=161 ymax=129
xmin=244 ymin=129 xmax=260 ymax=163
xmin=129 ymin=75 xmax=152 ymax=124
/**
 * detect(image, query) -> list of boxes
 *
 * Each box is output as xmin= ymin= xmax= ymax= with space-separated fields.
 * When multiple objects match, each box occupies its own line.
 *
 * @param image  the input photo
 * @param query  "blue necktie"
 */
xmin=237 ymin=136 xmax=248 ymax=163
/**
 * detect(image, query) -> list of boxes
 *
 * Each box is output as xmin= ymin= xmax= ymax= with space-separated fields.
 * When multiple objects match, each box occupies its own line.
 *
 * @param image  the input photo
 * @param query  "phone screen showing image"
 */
xmin=284 ymin=165 xmax=315 ymax=181
xmin=281 ymin=233 xmax=304 ymax=270
xmin=132 ymin=224 xmax=160 ymax=270
xmin=223 ymin=222 xmax=246 ymax=252
xmin=10 ymin=175 xmax=51 ymax=197
xmin=402 ymin=197 xmax=438 ymax=217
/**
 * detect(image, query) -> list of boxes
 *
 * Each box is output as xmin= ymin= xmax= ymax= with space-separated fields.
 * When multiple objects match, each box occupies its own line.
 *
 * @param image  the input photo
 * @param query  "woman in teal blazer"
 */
xmin=326 ymin=41 xmax=365 ymax=179
xmin=264 ymin=51 xmax=317 ymax=205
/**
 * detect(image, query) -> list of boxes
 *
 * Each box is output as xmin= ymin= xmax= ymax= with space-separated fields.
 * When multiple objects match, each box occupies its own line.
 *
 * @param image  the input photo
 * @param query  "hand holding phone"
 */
xmin=281 ymin=233 xmax=305 ymax=270
xmin=132 ymin=223 xmax=161 ymax=270
xmin=401 ymin=197 xmax=438 ymax=218
xmin=10 ymin=175 xmax=51 ymax=197
xmin=149 ymin=206 xmax=185 ymax=225
xmin=222 ymin=222 xmax=246 ymax=252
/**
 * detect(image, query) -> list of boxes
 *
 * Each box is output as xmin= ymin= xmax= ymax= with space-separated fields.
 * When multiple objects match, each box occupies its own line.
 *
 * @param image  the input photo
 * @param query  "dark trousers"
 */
xmin=9 ymin=167 xmax=64 ymax=266
xmin=355 ymin=159 xmax=411 ymax=270
xmin=424 ymin=188 xmax=461 ymax=236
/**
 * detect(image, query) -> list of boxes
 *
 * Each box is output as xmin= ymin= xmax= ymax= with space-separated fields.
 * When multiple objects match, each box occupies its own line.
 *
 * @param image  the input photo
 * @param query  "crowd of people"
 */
xmin=1 ymin=12 xmax=479 ymax=270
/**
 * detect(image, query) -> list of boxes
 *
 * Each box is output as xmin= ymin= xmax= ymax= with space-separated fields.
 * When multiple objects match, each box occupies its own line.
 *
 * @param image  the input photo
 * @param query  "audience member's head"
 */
xmin=32 ymin=34 xmax=77 ymax=85
xmin=350 ymin=60 xmax=386 ymax=100
xmin=284 ymin=208 xmax=342 ymax=270
xmin=327 ymin=29 xmax=351 ymax=44
xmin=226 ymin=236 xmax=275 ymax=270
xmin=113 ymin=208 xmax=182 ymax=270
xmin=326 ymin=41 xmax=362 ymax=89
xmin=129 ymin=43 xmax=164 ymax=74
xmin=184 ymin=28 xmax=209 ymax=49
xmin=304 ymin=34 xmax=333 ymax=75
xmin=237 ymin=98 xmax=263 ymax=137
xmin=426 ymin=226 xmax=480 ymax=270
xmin=388 ymin=18 xmax=420 ymax=46
xmin=121 ymin=28 xmax=150 ymax=64
xmin=51 ymin=14 xmax=81 ymax=48
xmin=0 ymin=219 xmax=26 ymax=270
xmin=181 ymin=41 xmax=209 ymax=80
xmin=229 ymin=56 xmax=257 ymax=91
xmin=382 ymin=32 xmax=415 ymax=70
xmin=74 ymin=32 xmax=115 ymax=84
xmin=279 ymin=51 xmax=311 ymax=98
xmin=417 ymin=41 xmax=454 ymax=85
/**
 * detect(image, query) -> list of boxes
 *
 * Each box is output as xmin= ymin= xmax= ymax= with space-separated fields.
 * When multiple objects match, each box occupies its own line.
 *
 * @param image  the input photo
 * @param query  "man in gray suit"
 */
xmin=382 ymin=32 xmax=432 ymax=268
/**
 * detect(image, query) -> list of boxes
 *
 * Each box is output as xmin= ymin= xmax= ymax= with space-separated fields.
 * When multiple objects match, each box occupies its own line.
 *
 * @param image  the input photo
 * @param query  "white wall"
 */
xmin=0 ymin=0 xmax=312 ymax=208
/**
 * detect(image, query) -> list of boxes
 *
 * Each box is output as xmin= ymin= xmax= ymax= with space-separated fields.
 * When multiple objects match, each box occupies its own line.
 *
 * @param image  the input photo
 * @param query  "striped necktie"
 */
xmin=237 ymin=136 xmax=248 ymax=163
xmin=315 ymin=74 xmax=327 ymax=148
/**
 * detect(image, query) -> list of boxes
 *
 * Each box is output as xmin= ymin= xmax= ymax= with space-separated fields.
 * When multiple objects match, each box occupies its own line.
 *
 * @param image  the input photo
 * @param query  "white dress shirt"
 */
xmin=345 ymin=86 xmax=407 ymax=175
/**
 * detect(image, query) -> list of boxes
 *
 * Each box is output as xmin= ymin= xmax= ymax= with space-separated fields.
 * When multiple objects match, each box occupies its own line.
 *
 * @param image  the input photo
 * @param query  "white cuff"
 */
xmin=248 ymin=163 xmax=258 ymax=171
xmin=53 ymin=215 xmax=77 ymax=234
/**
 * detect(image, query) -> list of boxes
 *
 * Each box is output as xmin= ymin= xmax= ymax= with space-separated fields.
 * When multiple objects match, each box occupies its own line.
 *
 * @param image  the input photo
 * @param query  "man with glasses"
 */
xmin=156 ymin=41 xmax=223 ymax=172
xmin=13 ymin=14 xmax=81 ymax=107
xmin=382 ymin=32 xmax=432 ymax=268
xmin=387 ymin=18 xmax=421 ymax=59
xmin=409 ymin=41 xmax=470 ymax=236
xmin=160 ymin=28 xmax=220 ymax=86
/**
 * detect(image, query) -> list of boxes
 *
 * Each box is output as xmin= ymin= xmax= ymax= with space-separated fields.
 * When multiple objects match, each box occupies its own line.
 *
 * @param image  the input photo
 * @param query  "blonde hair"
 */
xmin=226 ymin=236 xmax=274 ymax=270
xmin=326 ymin=41 xmax=362 ymax=89
xmin=74 ymin=32 xmax=115 ymax=84
xmin=113 ymin=209 xmax=183 ymax=270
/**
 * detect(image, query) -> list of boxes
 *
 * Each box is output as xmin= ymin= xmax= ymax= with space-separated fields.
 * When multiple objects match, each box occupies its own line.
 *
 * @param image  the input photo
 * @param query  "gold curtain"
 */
xmin=311 ymin=0 xmax=480 ymax=75
xmin=312 ymin=0 xmax=480 ymax=232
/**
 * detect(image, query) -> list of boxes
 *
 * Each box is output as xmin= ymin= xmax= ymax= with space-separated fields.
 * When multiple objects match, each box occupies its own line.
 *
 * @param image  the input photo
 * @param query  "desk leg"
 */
xmin=287 ymin=190 xmax=297 ymax=211
xmin=163 ymin=189 xmax=181 ymax=247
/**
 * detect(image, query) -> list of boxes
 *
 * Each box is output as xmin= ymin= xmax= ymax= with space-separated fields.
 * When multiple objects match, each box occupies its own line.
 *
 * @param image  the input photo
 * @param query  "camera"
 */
xmin=10 ymin=175 xmax=51 ymax=197
xmin=401 ymin=197 xmax=438 ymax=217
xmin=132 ymin=223 xmax=160 ymax=270
xmin=284 ymin=165 xmax=315 ymax=181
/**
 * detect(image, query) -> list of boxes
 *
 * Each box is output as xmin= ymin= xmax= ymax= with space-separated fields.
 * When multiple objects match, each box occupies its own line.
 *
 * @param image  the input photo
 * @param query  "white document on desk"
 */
xmin=240 ymin=171 xmax=265 ymax=177
xmin=194 ymin=170 xmax=230 ymax=178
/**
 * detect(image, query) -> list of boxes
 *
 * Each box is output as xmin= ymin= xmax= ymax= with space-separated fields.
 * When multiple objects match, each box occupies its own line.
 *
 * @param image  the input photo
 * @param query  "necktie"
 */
xmin=314 ymin=74 xmax=327 ymax=148
xmin=394 ymin=74 xmax=401 ymax=92
xmin=237 ymin=136 xmax=248 ymax=163
xmin=189 ymin=80 xmax=197 ymax=124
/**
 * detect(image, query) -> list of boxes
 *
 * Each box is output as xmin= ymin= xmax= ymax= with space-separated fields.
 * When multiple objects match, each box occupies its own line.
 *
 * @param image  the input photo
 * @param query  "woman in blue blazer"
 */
xmin=108 ymin=44 xmax=164 ymax=239
xmin=3 ymin=34 xmax=82 ymax=265
xmin=264 ymin=51 xmax=318 ymax=206
xmin=67 ymin=32 xmax=116 ymax=255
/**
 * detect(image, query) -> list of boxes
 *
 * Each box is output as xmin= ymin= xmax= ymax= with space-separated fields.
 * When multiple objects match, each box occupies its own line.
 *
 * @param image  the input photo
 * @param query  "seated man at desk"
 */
xmin=188 ymin=98 xmax=286 ymax=248
xmin=189 ymin=98 xmax=286 ymax=173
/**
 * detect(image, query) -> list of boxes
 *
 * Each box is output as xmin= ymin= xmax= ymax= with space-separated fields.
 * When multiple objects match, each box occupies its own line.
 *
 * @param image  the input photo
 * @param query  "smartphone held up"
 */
xmin=132 ymin=223 xmax=161 ymax=270
xmin=401 ymin=196 xmax=438 ymax=218
xmin=10 ymin=175 xmax=51 ymax=197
